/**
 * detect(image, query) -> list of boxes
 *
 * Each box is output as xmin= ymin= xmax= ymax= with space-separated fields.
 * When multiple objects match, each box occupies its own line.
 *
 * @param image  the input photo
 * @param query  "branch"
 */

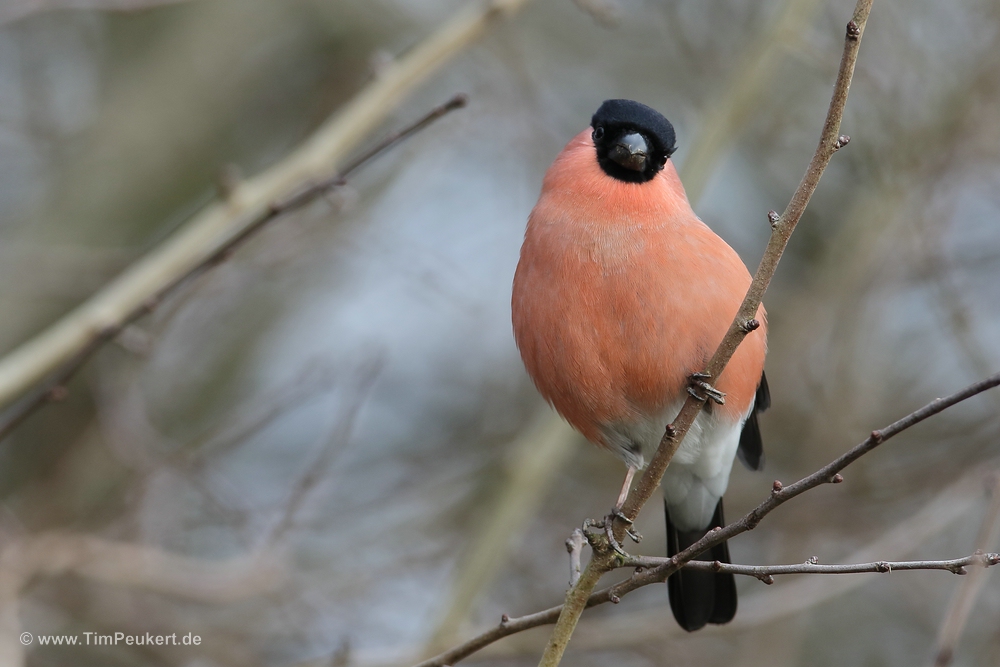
xmin=626 ymin=553 xmax=1000 ymax=582
xmin=536 ymin=3 xmax=874 ymax=665
xmin=932 ymin=473 xmax=1000 ymax=666
xmin=0 ymin=0 xmax=536 ymax=428
xmin=619 ymin=0 xmax=872 ymax=538
xmin=423 ymin=416 xmax=577 ymax=654
xmin=413 ymin=371 xmax=1000 ymax=667
xmin=0 ymin=95 xmax=464 ymax=444
xmin=607 ymin=370 xmax=1000 ymax=601
xmin=0 ymin=0 xmax=201 ymax=27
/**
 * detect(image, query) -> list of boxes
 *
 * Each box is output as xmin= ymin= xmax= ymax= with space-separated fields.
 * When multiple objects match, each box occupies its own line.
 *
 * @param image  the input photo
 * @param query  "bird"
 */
xmin=511 ymin=99 xmax=768 ymax=632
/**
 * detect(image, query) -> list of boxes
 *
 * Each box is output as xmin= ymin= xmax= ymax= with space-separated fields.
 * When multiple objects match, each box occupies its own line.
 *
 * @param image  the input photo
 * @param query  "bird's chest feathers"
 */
xmin=575 ymin=221 xmax=650 ymax=272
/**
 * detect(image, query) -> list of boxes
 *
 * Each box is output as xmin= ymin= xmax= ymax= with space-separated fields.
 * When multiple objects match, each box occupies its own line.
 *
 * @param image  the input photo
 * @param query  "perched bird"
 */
xmin=511 ymin=99 xmax=768 ymax=632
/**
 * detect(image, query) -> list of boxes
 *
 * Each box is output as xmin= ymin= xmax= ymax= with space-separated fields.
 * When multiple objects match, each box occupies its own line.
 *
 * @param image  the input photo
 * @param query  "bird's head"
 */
xmin=590 ymin=99 xmax=676 ymax=184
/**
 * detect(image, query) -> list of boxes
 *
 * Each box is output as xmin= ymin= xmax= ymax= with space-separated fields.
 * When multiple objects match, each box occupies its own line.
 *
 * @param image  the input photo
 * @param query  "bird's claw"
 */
xmin=687 ymin=372 xmax=726 ymax=405
xmin=582 ymin=511 xmax=642 ymax=557
xmin=610 ymin=506 xmax=632 ymax=525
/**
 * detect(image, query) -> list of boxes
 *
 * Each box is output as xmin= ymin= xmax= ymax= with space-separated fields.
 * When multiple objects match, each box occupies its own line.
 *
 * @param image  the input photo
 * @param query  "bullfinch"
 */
xmin=511 ymin=99 xmax=768 ymax=632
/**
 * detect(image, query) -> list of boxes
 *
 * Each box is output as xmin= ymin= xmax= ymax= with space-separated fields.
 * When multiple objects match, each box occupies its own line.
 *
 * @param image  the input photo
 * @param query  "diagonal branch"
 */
xmin=414 ymin=369 xmax=1000 ymax=667
xmin=0 ymin=94 xmax=466 ymax=445
xmin=620 ymin=0 xmax=872 ymax=539
xmin=605 ymin=370 xmax=1000 ymax=601
xmin=535 ymin=2 xmax=874 ymax=666
xmin=0 ymin=0 xmax=536 ymax=428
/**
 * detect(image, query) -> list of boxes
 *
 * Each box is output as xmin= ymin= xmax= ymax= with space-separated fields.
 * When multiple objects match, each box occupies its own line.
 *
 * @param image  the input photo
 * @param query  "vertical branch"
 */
xmin=536 ymin=3 xmax=874 ymax=666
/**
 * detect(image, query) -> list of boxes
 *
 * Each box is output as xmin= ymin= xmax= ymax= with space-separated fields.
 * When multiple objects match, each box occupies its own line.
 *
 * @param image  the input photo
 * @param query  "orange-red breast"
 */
xmin=511 ymin=99 xmax=768 ymax=631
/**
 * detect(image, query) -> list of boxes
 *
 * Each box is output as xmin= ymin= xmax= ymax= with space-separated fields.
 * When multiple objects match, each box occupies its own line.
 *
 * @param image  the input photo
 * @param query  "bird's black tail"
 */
xmin=665 ymin=498 xmax=737 ymax=632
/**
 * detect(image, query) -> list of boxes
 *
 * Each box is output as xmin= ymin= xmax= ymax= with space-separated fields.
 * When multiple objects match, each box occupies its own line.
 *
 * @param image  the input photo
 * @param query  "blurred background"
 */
xmin=0 ymin=0 xmax=998 ymax=666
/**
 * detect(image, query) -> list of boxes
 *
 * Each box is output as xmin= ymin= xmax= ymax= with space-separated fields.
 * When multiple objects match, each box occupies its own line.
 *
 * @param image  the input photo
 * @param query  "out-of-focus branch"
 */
xmin=0 ymin=94 xmax=465 ymax=445
xmin=422 ymin=415 xmax=577 ymax=655
xmin=535 ymin=4 xmax=874 ymax=666
xmin=0 ymin=0 xmax=200 ymax=27
xmin=0 ymin=0 xmax=540 ymax=433
xmin=570 ymin=0 xmax=620 ymax=28
xmin=0 ymin=0 xmax=536 ymax=426
xmin=627 ymin=553 xmax=1000 ymax=581
xmin=262 ymin=355 xmax=384 ymax=547
xmin=413 ymin=369 xmax=1000 ymax=667
xmin=0 ymin=531 xmax=283 ymax=667
xmin=932 ymin=473 xmax=1000 ymax=667
xmin=679 ymin=0 xmax=822 ymax=204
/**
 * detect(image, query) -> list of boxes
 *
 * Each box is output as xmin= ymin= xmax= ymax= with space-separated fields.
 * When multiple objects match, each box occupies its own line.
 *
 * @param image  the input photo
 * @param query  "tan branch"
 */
xmin=414 ymin=370 xmax=1000 ymax=667
xmin=0 ymin=0 xmax=535 ymax=423
xmin=0 ymin=0 xmax=202 ymax=27
xmin=535 ymin=3 xmax=874 ymax=666
xmin=626 ymin=553 xmax=1000 ymax=582
xmin=0 ymin=94 xmax=464 ymax=444
xmin=422 ymin=416 xmax=577 ymax=655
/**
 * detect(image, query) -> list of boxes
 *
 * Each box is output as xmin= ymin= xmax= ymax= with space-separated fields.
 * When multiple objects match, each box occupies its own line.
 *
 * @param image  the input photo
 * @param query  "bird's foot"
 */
xmin=687 ymin=371 xmax=726 ymax=405
xmin=583 ymin=511 xmax=642 ymax=557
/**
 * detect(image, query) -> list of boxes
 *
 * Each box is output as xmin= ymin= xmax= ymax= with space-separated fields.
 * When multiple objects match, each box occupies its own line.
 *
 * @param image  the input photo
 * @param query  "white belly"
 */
xmin=601 ymin=400 xmax=750 ymax=532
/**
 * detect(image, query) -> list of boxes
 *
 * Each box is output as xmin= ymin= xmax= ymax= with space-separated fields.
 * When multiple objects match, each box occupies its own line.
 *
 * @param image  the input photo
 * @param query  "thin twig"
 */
xmin=625 ymin=553 xmax=1000 ymax=582
xmin=535 ymin=3 xmax=874 ymax=666
xmin=570 ymin=0 xmax=620 ymax=28
xmin=413 ymin=370 xmax=1000 ymax=667
xmin=619 ymin=0 xmax=872 ymax=538
xmin=612 ymin=371 xmax=1000 ymax=599
xmin=262 ymin=355 xmax=384 ymax=547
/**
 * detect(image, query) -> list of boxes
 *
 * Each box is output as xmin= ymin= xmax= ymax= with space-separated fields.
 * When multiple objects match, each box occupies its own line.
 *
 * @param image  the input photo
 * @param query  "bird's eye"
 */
xmin=592 ymin=126 xmax=605 ymax=141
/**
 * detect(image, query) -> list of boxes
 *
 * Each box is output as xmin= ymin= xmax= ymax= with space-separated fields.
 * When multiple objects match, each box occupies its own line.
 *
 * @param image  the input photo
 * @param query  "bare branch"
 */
xmin=619 ymin=0 xmax=874 ymax=541
xmin=608 ymin=370 xmax=1000 ymax=600
xmin=0 ymin=93 xmax=466 ymax=443
xmin=570 ymin=0 xmax=620 ymax=28
xmin=0 ymin=0 xmax=538 ymax=428
xmin=261 ymin=356 xmax=384 ymax=547
xmin=535 ymin=3 xmax=875 ymax=666
xmin=423 ymin=416 xmax=577 ymax=654
xmin=0 ymin=0 xmax=201 ymax=27
xmin=625 ymin=553 xmax=1000 ymax=582
xmin=413 ymin=370 xmax=1000 ymax=667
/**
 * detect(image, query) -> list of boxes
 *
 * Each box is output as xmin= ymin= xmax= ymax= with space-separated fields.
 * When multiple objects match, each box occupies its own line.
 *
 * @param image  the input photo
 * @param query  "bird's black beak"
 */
xmin=607 ymin=132 xmax=649 ymax=172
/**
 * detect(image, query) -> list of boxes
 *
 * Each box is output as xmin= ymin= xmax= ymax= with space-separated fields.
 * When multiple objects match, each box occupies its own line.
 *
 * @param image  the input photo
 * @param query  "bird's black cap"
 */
xmin=591 ymin=99 xmax=677 ymax=183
